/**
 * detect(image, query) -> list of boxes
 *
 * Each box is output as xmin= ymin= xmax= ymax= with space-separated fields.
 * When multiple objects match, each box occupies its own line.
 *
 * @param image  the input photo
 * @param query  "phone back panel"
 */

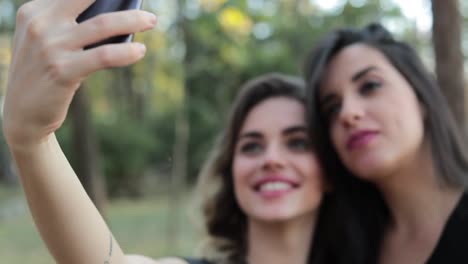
xmin=77 ymin=0 xmax=143 ymax=22
xmin=77 ymin=0 xmax=144 ymax=48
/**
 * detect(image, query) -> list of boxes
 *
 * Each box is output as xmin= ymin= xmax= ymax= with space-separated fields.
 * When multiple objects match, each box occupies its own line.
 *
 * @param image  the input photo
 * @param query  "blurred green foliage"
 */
xmin=2 ymin=0 xmax=462 ymax=196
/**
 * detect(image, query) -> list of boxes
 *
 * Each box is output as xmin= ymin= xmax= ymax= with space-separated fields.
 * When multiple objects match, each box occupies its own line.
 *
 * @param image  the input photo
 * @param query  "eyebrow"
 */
xmin=238 ymin=131 xmax=262 ymax=141
xmin=283 ymin=125 xmax=307 ymax=135
xmin=238 ymin=125 xmax=307 ymax=140
xmin=352 ymin=66 xmax=378 ymax=82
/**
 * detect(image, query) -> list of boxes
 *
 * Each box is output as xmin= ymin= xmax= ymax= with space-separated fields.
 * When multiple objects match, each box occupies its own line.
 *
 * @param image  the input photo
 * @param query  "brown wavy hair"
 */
xmin=194 ymin=73 xmax=306 ymax=263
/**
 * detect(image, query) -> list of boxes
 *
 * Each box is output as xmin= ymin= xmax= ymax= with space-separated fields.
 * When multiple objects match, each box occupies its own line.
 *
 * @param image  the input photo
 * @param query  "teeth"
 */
xmin=259 ymin=182 xmax=292 ymax=192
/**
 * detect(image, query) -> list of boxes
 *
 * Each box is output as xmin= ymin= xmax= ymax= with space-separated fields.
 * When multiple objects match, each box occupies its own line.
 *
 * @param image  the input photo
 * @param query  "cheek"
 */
xmin=231 ymin=157 xmax=246 ymax=206
xmin=394 ymin=108 xmax=425 ymax=146
xmin=330 ymin=123 xmax=345 ymax=154
xmin=232 ymin=156 xmax=256 ymax=188
xmin=301 ymin=155 xmax=325 ymax=190
xmin=232 ymin=157 xmax=244 ymax=187
xmin=386 ymin=97 xmax=424 ymax=142
xmin=232 ymin=156 xmax=258 ymax=213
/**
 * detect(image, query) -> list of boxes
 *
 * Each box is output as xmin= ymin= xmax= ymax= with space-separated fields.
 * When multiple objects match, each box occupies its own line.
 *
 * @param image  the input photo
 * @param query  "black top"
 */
xmin=183 ymin=257 xmax=214 ymax=264
xmin=426 ymin=192 xmax=468 ymax=264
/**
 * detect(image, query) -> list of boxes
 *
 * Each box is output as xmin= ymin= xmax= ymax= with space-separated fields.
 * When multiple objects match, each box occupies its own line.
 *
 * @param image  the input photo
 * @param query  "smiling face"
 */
xmin=319 ymin=43 xmax=426 ymax=181
xmin=232 ymin=96 xmax=324 ymax=223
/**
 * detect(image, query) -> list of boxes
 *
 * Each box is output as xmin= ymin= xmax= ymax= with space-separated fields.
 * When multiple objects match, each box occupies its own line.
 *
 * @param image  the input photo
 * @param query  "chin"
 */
xmin=250 ymin=207 xmax=318 ymax=224
xmin=346 ymin=149 xmax=383 ymax=172
xmin=249 ymin=209 xmax=291 ymax=222
xmin=253 ymin=214 xmax=297 ymax=224
xmin=351 ymin=158 xmax=396 ymax=183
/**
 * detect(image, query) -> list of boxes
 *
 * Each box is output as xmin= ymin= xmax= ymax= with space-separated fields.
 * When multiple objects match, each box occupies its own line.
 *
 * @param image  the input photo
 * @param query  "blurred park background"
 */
xmin=0 ymin=0 xmax=467 ymax=262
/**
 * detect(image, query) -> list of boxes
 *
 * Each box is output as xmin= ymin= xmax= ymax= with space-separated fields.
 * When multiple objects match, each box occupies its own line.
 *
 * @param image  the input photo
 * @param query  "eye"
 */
xmin=287 ymin=137 xmax=311 ymax=152
xmin=322 ymin=100 xmax=342 ymax=122
xmin=239 ymin=142 xmax=264 ymax=155
xmin=359 ymin=80 xmax=382 ymax=95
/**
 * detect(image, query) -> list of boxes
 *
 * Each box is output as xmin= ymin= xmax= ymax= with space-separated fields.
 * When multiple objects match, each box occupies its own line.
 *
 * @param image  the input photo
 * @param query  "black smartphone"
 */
xmin=77 ymin=0 xmax=144 ymax=49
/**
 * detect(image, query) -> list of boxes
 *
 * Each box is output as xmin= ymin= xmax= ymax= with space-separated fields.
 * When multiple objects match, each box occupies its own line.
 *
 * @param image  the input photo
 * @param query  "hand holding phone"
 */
xmin=4 ymin=0 xmax=154 ymax=149
xmin=77 ymin=0 xmax=144 ymax=48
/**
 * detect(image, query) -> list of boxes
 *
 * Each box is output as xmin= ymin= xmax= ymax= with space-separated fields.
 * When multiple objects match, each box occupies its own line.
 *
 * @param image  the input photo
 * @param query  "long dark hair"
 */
xmin=304 ymin=23 xmax=468 ymax=263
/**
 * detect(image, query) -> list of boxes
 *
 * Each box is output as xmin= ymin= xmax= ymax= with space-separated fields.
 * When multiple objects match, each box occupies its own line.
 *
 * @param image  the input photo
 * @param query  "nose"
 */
xmin=338 ymin=96 xmax=364 ymax=129
xmin=262 ymin=142 xmax=285 ymax=171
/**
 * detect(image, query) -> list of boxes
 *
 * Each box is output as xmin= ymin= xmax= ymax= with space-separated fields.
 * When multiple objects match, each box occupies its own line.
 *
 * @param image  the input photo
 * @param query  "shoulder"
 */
xmin=426 ymin=192 xmax=468 ymax=263
xmin=448 ymin=191 xmax=468 ymax=224
xmin=125 ymin=255 xmax=189 ymax=264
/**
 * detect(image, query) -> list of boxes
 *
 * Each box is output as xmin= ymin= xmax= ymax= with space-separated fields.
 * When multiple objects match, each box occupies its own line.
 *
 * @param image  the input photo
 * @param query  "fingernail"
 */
xmin=147 ymin=12 xmax=157 ymax=25
xmin=136 ymin=43 xmax=146 ymax=56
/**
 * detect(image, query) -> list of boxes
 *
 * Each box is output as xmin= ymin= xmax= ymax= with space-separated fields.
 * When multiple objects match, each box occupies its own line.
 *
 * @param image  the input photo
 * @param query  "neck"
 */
xmin=246 ymin=213 xmax=316 ymax=264
xmin=375 ymin=147 xmax=463 ymax=235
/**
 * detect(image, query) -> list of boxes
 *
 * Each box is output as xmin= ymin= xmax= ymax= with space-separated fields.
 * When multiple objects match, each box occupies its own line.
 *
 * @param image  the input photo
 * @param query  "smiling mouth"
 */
xmin=258 ymin=182 xmax=295 ymax=192
xmin=253 ymin=181 xmax=299 ymax=198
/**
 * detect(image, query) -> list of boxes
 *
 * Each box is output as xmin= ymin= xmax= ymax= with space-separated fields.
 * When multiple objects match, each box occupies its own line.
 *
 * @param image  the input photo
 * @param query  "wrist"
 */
xmin=6 ymin=132 xmax=57 ymax=156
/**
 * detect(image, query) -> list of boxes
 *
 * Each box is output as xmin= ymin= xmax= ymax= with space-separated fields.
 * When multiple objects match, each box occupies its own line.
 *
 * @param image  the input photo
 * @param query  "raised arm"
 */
xmin=2 ymin=1 xmax=156 ymax=263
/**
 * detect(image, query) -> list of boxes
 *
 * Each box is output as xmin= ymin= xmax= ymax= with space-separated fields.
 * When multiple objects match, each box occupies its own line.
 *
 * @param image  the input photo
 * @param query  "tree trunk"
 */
xmin=0 ymin=122 xmax=16 ymax=185
xmin=0 ymin=42 xmax=16 ymax=185
xmin=432 ymin=0 xmax=466 ymax=131
xmin=166 ymin=0 xmax=190 ymax=253
xmin=0 ymin=143 xmax=16 ymax=185
xmin=69 ymin=85 xmax=107 ymax=214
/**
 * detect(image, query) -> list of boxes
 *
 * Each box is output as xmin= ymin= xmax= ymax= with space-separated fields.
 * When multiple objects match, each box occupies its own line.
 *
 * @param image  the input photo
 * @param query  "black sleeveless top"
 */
xmin=426 ymin=192 xmax=468 ymax=264
xmin=183 ymin=257 xmax=214 ymax=264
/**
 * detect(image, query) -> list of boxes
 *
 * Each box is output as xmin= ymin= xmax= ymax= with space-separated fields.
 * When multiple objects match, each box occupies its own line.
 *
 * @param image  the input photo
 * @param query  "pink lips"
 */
xmin=346 ymin=130 xmax=379 ymax=151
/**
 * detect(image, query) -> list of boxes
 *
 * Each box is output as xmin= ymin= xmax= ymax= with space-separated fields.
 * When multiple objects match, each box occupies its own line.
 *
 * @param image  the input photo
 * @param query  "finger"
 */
xmin=55 ymin=0 xmax=96 ymax=18
xmin=65 ymin=10 xmax=156 ymax=50
xmin=64 ymin=42 xmax=147 ymax=81
xmin=11 ymin=0 xmax=50 ymax=68
xmin=13 ymin=0 xmax=67 ymax=56
xmin=15 ymin=0 xmax=48 ymax=26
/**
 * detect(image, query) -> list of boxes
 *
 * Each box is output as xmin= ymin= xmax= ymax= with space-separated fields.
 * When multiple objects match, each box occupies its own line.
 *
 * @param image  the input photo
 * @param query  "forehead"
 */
xmin=320 ymin=43 xmax=393 ymax=94
xmin=240 ymin=97 xmax=305 ymax=133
